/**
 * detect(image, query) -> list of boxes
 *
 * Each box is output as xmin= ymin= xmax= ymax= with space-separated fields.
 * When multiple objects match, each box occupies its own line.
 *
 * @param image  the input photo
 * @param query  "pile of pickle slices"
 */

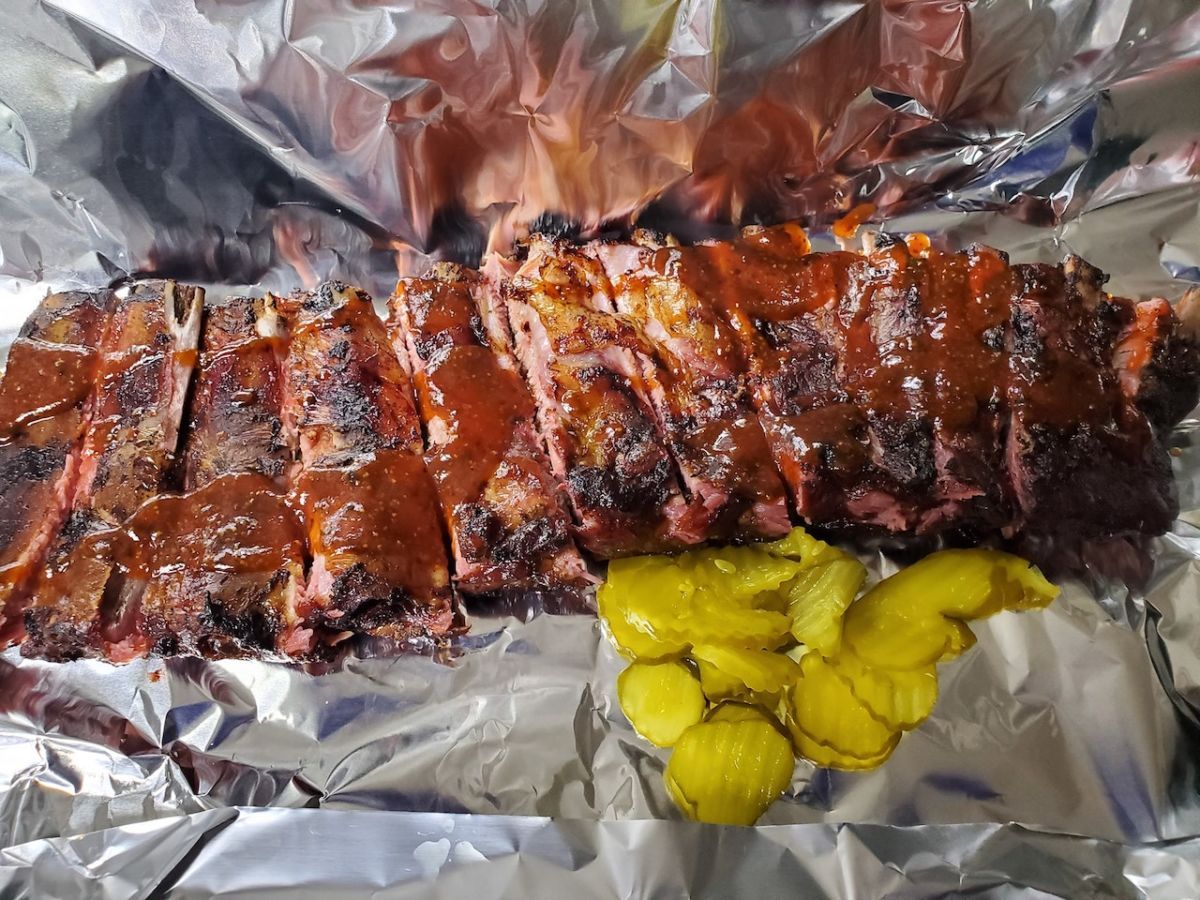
xmin=598 ymin=528 xmax=1060 ymax=826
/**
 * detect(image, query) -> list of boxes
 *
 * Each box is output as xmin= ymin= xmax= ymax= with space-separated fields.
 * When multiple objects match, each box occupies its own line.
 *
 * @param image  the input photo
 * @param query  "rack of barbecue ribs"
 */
xmin=1 ymin=225 xmax=1197 ymax=662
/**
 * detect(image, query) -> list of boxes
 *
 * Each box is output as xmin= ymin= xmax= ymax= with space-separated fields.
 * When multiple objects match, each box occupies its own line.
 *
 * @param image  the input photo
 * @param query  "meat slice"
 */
xmin=501 ymin=236 xmax=698 ymax=557
xmin=389 ymin=264 xmax=592 ymax=597
xmin=281 ymin=281 xmax=455 ymax=647
xmin=1113 ymin=292 xmax=1200 ymax=433
xmin=696 ymin=226 xmax=1016 ymax=537
xmin=586 ymin=235 xmax=790 ymax=541
xmin=183 ymin=296 xmax=293 ymax=489
xmin=0 ymin=290 xmax=112 ymax=643
xmin=823 ymin=238 xmax=1014 ymax=534
xmin=23 ymin=281 xmax=203 ymax=662
xmin=124 ymin=473 xmax=308 ymax=658
xmin=1006 ymin=258 xmax=1179 ymax=541
xmin=136 ymin=296 xmax=306 ymax=658
xmin=281 ymin=281 xmax=422 ymax=467
xmin=695 ymin=226 xmax=902 ymax=529
xmin=295 ymin=452 xmax=455 ymax=644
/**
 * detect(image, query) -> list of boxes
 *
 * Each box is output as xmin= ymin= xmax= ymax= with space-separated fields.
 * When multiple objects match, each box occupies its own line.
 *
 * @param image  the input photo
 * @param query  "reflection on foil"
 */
xmin=1 ymin=0 xmax=1200 ymax=894
xmin=6 ymin=807 xmax=1200 ymax=898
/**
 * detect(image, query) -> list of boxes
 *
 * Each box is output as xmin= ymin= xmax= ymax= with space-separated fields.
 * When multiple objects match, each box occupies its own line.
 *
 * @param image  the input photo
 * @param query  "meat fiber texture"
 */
xmin=1 ymin=229 xmax=1198 ymax=663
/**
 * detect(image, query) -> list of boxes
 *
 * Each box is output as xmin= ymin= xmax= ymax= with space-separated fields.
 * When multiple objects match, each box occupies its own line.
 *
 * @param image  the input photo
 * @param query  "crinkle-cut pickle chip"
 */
xmin=597 ymin=574 xmax=687 ymax=661
xmin=831 ymin=652 xmax=938 ymax=730
xmin=599 ymin=556 xmax=791 ymax=657
xmin=786 ymin=555 xmax=867 ymax=656
xmin=680 ymin=546 xmax=804 ymax=605
xmin=842 ymin=549 xmax=1058 ymax=670
xmin=686 ymin=597 xmax=792 ymax=651
xmin=791 ymin=726 xmax=900 ymax=771
xmin=617 ymin=661 xmax=705 ymax=747
xmin=706 ymin=701 xmax=775 ymax=725
xmin=692 ymin=644 xmax=800 ymax=696
xmin=787 ymin=653 xmax=900 ymax=764
xmin=665 ymin=715 xmax=796 ymax=826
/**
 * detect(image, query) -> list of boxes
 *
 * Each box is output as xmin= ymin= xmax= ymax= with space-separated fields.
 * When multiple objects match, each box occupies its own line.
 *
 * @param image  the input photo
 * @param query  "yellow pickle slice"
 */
xmin=595 ymin=534 xmax=1060 ymax=825
xmin=842 ymin=550 xmax=1058 ymax=670
xmin=665 ymin=708 xmax=796 ymax=826
xmin=786 ymin=555 xmax=867 ymax=655
xmin=786 ymin=652 xmax=901 ymax=764
xmin=617 ymin=661 xmax=705 ymax=747
xmin=691 ymin=644 xmax=800 ymax=696
xmin=829 ymin=651 xmax=939 ymax=730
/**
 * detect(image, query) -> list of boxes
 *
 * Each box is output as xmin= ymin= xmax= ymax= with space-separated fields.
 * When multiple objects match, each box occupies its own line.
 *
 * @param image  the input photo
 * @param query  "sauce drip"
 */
xmin=393 ymin=274 xmax=585 ymax=590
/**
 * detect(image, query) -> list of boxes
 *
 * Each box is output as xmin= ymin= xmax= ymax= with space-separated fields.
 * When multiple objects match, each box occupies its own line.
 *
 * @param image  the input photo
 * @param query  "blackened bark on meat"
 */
xmin=586 ymin=239 xmax=791 ymax=541
xmin=22 ymin=281 xmax=203 ymax=662
xmin=1005 ymin=258 xmax=1176 ymax=542
xmin=502 ymin=237 xmax=698 ymax=556
xmin=282 ymin=282 xmax=457 ymax=649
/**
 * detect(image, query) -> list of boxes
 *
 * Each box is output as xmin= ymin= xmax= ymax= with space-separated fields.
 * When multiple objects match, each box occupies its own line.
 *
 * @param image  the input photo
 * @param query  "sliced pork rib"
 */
xmin=182 ymin=296 xmax=294 ymax=488
xmin=585 ymin=234 xmax=791 ymax=541
xmin=695 ymin=225 xmax=918 ymax=529
xmin=281 ymin=281 xmax=456 ymax=646
xmin=22 ymin=282 xmax=203 ymax=662
xmin=693 ymin=226 xmax=1197 ymax=545
xmin=281 ymin=282 xmax=422 ymax=467
xmin=502 ymin=236 xmax=699 ymax=557
xmin=0 ymin=290 xmax=112 ymax=643
xmin=389 ymin=264 xmax=592 ymax=597
xmin=1005 ymin=258 xmax=1182 ymax=541
xmin=139 ymin=297 xmax=306 ymax=658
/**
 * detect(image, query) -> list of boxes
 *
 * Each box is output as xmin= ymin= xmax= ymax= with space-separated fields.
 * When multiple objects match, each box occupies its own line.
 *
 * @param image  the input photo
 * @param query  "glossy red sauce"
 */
xmin=0 ymin=342 xmax=97 ymax=443
xmin=295 ymin=450 xmax=450 ymax=603
xmin=1007 ymin=265 xmax=1125 ymax=430
xmin=173 ymin=348 xmax=199 ymax=368
xmin=119 ymin=473 xmax=304 ymax=581
xmin=832 ymin=203 xmax=877 ymax=241
xmin=423 ymin=345 xmax=532 ymax=505
xmin=1116 ymin=300 xmax=1170 ymax=400
xmin=688 ymin=225 xmax=1022 ymax=525
xmin=42 ymin=474 xmax=305 ymax=657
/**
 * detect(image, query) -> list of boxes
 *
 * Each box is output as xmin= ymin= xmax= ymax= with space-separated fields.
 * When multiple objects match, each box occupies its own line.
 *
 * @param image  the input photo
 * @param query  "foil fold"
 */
xmin=6 ymin=808 xmax=1200 ymax=899
xmin=1 ymin=0 xmax=1200 ymax=894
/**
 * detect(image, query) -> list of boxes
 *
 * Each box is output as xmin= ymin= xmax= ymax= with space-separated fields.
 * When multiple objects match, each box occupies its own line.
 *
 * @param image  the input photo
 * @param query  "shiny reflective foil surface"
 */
xmin=2 ymin=0 xmax=1200 ymax=896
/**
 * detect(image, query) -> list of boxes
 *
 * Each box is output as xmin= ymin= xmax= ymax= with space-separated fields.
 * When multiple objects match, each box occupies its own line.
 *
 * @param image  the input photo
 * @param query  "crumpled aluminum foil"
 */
xmin=1 ymin=0 xmax=1200 ymax=895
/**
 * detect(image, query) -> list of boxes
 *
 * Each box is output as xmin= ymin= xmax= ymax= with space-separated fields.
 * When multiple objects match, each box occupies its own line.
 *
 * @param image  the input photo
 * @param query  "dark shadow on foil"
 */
xmin=427 ymin=205 xmax=488 ymax=268
xmin=142 ymin=809 xmax=241 ymax=900
xmin=75 ymin=69 xmax=405 ymax=285
xmin=463 ymin=586 xmax=597 ymax=622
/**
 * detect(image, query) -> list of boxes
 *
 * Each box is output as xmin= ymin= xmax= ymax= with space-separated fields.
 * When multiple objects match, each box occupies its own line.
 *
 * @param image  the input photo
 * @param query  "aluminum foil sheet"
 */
xmin=2 ymin=0 xmax=1200 ymax=895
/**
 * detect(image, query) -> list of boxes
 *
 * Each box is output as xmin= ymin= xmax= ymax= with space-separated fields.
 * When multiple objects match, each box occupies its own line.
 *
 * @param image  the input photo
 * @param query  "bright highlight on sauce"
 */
xmin=600 ymin=529 xmax=1060 ymax=826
